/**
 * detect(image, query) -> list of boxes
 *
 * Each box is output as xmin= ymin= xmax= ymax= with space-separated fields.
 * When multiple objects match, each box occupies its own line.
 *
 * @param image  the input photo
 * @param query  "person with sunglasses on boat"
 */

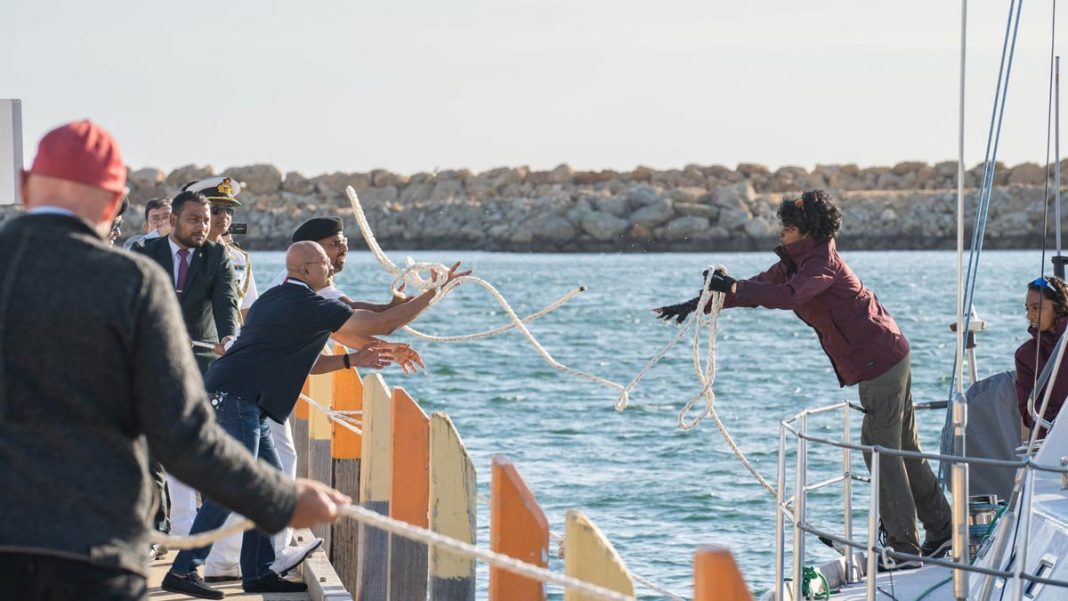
xmin=1013 ymin=275 xmax=1068 ymax=437
xmin=654 ymin=189 xmax=953 ymax=568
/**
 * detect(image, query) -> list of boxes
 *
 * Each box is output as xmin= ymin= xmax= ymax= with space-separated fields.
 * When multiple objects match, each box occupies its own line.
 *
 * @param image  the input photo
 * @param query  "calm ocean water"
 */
xmin=252 ymin=248 xmax=1042 ymax=598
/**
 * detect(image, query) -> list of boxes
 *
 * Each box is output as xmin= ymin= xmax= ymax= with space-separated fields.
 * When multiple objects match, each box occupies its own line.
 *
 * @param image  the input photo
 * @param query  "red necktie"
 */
xmin=176 ymin=248 xmax=190 ymax=293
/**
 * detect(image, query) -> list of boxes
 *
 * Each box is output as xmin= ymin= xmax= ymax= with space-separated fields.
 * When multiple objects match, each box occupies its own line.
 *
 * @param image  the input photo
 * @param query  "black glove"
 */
xmin=654 ymin=297 xmax=700 ymax=324
xmin=706 ymin=271 xmax=736 ymax=294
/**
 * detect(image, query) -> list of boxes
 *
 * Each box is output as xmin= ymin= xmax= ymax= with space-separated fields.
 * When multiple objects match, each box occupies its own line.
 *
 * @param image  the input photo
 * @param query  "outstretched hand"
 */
xmin=390 ymin=343 xmax=426 ymax=374
xmin=289 ymin=479 xmax=352 ymax=528
xmin=444 ymin=261 xmax=472 ymax=286
xmin=351 ymin=342 xmax=394 ymax=370
xmin=653 ymin=297 xmax=700 ymax=324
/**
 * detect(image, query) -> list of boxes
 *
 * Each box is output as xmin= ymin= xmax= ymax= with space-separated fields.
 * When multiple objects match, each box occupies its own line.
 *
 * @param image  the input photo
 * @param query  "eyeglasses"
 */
xmin=211 ymin=206 xmax=234 ymax=216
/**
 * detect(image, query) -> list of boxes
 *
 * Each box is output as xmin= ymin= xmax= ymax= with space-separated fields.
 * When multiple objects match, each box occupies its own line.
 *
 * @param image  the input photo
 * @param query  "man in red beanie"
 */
xmin=0 ymin=120 xmax=352 ymax=600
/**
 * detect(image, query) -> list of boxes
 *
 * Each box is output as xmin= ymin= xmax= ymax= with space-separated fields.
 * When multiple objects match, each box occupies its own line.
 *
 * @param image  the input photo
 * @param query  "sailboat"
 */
xmin=763 ymin=2 xmax=1068 ymax=599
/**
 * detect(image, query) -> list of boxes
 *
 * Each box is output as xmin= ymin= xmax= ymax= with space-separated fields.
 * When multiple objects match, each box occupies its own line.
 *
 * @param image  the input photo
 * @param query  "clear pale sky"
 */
xmin=2 ymin=1 xmax=1064 ymax=176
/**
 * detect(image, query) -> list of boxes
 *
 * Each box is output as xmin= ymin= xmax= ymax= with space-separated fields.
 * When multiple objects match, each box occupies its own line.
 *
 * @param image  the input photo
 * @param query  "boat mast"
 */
xmin=951 ymin=0 xmax=971 ymax=599
xmin=1055 ymin=56 xmax=1064 ymax=277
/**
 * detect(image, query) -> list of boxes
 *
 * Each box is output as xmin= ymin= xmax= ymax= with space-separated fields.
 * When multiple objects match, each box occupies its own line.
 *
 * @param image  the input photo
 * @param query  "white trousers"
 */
xmin=166 ymin=475 xmax=198 ymax=537
xmin=203 ymin=417 xmax=298 ymax=574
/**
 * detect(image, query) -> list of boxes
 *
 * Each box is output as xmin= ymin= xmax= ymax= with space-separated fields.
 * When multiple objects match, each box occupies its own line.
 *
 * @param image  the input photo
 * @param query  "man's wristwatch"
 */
xmin=343 ymin=353 xmax=352 ymax=369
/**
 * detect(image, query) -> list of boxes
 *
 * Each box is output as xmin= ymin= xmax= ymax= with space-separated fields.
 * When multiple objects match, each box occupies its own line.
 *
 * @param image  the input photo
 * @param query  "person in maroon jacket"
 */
xmin=655 ymin=189 xmax=951 ymax=566
xmin=1014 ymin=275 xmax=1068 ymax=436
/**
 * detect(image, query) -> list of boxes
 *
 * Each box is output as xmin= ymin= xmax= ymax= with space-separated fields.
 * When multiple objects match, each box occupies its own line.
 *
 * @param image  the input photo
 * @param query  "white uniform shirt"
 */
xmin=228 ymin=246 xmax=259 ymax=310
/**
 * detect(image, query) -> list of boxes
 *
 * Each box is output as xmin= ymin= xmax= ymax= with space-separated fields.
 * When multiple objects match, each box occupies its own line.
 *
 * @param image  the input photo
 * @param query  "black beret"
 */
xmin=292 ymin=217 xmax=344 ymax=243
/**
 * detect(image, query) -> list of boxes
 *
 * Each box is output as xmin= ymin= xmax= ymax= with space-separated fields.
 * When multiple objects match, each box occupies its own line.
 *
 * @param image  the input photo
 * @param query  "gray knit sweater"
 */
xmin=0 ymin=213 xmax=297 ymax=575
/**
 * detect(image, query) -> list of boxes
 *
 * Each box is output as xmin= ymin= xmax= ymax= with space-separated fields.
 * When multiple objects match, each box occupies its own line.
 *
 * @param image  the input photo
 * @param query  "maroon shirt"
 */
xmin=1014 ymin=317 xmax=1068 ymax=429
xmin=721 ymin=237 xmax=910 ymax=387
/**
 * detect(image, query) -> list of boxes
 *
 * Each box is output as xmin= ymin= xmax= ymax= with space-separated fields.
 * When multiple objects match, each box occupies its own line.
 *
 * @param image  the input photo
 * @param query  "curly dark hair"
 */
xmin=776 ymin=189 xmax=843 ymax=242
xmin=1027 ymin=275 xmax=1068 ymax=316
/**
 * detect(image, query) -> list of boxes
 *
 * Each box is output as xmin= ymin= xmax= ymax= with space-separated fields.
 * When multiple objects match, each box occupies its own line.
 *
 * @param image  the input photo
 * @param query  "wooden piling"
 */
xmin=563 ymin=510 xmax=634 ymax=601
xmin=429 ymin=413 xmax=477 ymax=601
xmin=355 ymin=373 xmax=392 ymax=601
xmin=307 ymin=364 xmax=336 ymax=550
xmin=388 ymin=387 xmax=430 ymax=601
xmin=693 ymin=546 xmax=753 ymax=601
xmin=293 ymin=378 xmax=311 ymax=479
xmin=489 ymin=455 xmax=549 ymax=601
xmin=331 ymin=363 xmax=363 ymax=592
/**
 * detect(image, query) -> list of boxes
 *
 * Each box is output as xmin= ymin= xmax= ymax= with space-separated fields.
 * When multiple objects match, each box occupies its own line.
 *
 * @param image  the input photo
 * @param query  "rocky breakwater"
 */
xmin=4 ymin=159 xmax=1066 ymax=251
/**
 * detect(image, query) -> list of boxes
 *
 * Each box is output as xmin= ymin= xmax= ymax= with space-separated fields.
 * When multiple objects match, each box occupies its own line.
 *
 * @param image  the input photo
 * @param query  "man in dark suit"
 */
xmin=133 ymin=191 xmax=240 ymax=375
xmin=132 ymin=190 xmax=243 ymax=547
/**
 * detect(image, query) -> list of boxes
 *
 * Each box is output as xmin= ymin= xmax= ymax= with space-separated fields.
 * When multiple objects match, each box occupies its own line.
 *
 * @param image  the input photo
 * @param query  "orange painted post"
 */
xmin=489 ymin=455 xmax=549 ymax=601
xmin=388 ymin=387 xmax=430 ymax=601
xmin=292 ymin=378 xmax=311 ymax=479
xmin=693 ymin=546 xmax=753 ymax=601
xmin=331 ymin=363 xmax=363 ymax=591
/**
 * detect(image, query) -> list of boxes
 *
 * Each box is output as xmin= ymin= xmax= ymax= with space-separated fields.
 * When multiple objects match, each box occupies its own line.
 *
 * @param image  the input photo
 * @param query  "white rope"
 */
xmin=151 ymin=503 xmax=636 ymax=601
xmin=619 ymin=268 xmax=776 ymax=496
xmin=299 ymin=393 xmax=363 ymax=435
xmin=346 ymin=186 xmax=628 ymax=399
xmin=150 ymin=518 xmax=254 ymax=550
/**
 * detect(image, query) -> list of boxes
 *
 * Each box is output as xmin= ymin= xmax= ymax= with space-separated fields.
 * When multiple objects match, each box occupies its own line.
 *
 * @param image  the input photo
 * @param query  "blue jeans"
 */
xmin=170 ymin=392 xmax=280 ymax=582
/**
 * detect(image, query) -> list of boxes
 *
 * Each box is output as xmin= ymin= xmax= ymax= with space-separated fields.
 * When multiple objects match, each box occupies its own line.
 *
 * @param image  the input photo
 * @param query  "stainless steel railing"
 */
xmin=772 ymin=401 xmax=1068 ymax=601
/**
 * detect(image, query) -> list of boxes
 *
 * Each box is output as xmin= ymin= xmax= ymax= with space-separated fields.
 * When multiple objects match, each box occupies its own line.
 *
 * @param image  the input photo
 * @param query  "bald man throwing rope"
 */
xmin=164 ymin=241 xmax=467 ymax=598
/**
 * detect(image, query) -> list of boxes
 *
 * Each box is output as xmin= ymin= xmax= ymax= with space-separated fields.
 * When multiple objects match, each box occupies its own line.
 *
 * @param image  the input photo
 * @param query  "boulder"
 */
xmin=166 ymin=164 xmax=214 ymax=187
xmin=880 ymin=208 xmax=898 ymax=222
xmin=668 ymin=186 xmax=708 ymax=203
xmin=580 ymin=211 xmax=629 ymax=241
xmin=663 ymin=216 xmax=710 ymax=240
xmin=430 ymin=179 xmax=466 ymax=202
xmin=629 ymin=166 xmax=655 ymax=182
xmin=1008 ymin=162 xmax=1046 ymax=186
xmin=510 ymin=213 xmax=576 ymax=243
xmin=717 ymin=206 xmax=752 ymax=229
xmin=712 ymin=181 xmax=755 ymax=208
xmin=129 ymin=167 xmax=165 ymax=188
xmin=675 ymin=202 xmax=720 ymax=219
xmin=626 ymin=185 xmax=662 ymax=206
xmin=222 ymin=164 xmax=283 ymax=195
xmin=282 ymin=171 xmax=315 ymax=195
xmin=550 ymin=163 xmax=574 ymax=183
xmin=628 ymin=198 xmax=675 ymax=227
xmin=625 ymin=224 xmax=654 ymax=241
xmin=743 ymin=217 xmax=773 ymax=237
xmin=592 ymin=195 xmax=628 ymax=217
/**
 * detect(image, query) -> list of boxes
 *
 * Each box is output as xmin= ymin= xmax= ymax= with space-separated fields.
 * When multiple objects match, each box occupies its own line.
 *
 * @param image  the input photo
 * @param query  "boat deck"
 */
xmin=828 ymin=564 xmax=952 ymax=601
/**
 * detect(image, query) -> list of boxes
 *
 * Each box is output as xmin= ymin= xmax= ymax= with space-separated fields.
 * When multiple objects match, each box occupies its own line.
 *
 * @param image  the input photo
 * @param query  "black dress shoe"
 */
xmin=242 ymin=571 xmax=308 ymax=593
xmin=161 ymin=571 xmax=224 ymax=600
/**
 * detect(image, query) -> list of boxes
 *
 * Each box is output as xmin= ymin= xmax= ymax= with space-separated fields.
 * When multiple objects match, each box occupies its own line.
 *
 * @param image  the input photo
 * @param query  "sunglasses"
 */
xmin=211 ymin=206 xmax=234 ymax=216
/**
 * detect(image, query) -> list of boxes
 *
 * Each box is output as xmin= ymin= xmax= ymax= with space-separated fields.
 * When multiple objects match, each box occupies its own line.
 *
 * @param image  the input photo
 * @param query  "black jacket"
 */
xmin=133 ymin=236 xmax=239 ymax=374
xmin=0 ymin=213 xmax=295 ymax=575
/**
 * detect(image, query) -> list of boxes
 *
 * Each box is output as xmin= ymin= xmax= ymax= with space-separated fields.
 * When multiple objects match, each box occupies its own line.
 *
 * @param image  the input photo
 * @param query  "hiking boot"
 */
xmin=242 ymin=571 xmax=308 ymax=593
xmin=921 ymin=533 xmax=953 ymax=558
xmin=161 ymin=570 xmax=224 ymax=600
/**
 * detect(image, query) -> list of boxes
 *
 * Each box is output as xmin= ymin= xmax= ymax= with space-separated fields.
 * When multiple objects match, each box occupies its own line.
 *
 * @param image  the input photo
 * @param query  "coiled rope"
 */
xmin=345 ymin=186 xmax=628 ymax=399
xmin=152 ymin=504 xmax=637 ymax=601
xmin=617 ymin=268 xmax=776 ymax=496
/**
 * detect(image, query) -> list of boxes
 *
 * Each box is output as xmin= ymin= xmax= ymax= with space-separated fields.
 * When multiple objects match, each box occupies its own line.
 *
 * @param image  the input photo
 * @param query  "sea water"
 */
xmin=250 ymin=248 xmax=1041 ymax=598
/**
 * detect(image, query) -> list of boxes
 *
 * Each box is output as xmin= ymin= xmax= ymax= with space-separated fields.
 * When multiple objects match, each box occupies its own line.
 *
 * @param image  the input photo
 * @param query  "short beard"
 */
xmin=175 ymin=231 xmax=204 ymax=249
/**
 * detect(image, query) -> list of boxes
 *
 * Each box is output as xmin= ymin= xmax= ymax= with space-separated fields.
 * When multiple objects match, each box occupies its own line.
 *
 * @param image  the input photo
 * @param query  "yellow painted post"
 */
xmin=489 ymin=455 xmax=549 ymax=601
xmin=307 ymin=364 xmax=335 ymax=550
xmin=563 ymin=510 xmax=634 ymax=601
xmin=429 ymin=413 xmax=476 ymax=601
xmin=292 ymin=378 xmax=311 ymax=479
xmin=693 ymin=546 xmax=753 ymax=601
xmin=331 ymin=363 xmax=363 ymax=593
xmin=388 ymin=387 xmax=431 ymax=601
xmin=355 ymin=373 xmax=392 ymax=601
